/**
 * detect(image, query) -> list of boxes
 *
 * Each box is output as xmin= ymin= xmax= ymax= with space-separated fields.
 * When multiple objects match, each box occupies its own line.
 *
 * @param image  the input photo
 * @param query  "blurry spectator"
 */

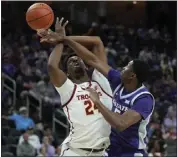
xmin=105 ymin=42 xmax=117 ymax=68
xmin=19 ymin=126 xmax=41 ymax=150
xmin=149 ymin=25 xmax=160 ymax=39
xmin=17 ymin=133 xmax=36 ymax=157
xmin=2 ymin=107 xmax=35 ymax=131
xmin=37 ymin=147 xmax=47 ymax=157
xmin=160 ymin=56 xmax=173 ymax=76
xmin=43 ymin=125 xmax=59 ymax=148
xmin=38 ymin=136 xmax=55 ymax=157
xmin=148 ymin=129 xmax=166 ymax=157
xmin=139 ymin=46 xmax=152 ymax=62
xmin=30 ymin=75 xmax=60 ymax=105
xmin=163 ymin=105 xmax=176 ymax=140
xmin=54 ymin=146 xmax=61 ymax=156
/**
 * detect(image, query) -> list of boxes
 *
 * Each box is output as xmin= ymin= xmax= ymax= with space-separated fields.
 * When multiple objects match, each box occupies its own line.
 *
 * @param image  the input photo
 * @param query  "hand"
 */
xmin=55 ymin=17 xmax=69 ymax=36
xmin=37 ymin=17 xmax=69 ymax=44
xmin=87 ymin=88 xmax=100 ymax=104
xmin=37 ymin=29 xmax=62 ymax=44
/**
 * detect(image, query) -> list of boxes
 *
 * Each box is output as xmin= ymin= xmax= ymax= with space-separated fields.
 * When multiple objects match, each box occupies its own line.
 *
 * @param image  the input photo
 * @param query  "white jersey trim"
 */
xmin=62 ymin=84 xmax=77 ymax=108
xmin=120 ymin=84 xmax=145 ymax=99
xmin=130 ymin=91 xmax=155 ymax=150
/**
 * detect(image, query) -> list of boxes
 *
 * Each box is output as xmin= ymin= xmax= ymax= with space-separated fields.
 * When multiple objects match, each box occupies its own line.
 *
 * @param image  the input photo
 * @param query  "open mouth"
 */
xmin=74 ymin=62 xmax=80 ymax=67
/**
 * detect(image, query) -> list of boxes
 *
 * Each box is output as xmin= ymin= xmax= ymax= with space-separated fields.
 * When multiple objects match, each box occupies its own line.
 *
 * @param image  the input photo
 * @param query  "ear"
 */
xmin=131 ymin=72 xmax=136 ymax=78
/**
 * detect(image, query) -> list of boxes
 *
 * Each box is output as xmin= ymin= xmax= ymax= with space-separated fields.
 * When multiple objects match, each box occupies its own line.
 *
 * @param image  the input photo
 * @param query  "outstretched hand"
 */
xmin=55 ymin=17 xmax=68 ymax=36
xmin=37 ymin=17 xmax=69 ymax=44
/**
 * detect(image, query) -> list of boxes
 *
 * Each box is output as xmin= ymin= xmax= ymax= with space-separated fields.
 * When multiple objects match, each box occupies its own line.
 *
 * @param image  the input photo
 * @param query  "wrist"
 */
xmin=63 ymin=36 xmax=69 ymax=44
xmin=94 ymin=99 xmax=102 ymax=106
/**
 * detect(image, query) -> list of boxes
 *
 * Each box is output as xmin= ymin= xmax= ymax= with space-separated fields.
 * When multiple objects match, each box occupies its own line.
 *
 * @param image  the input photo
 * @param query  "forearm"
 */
xmin=67 ymin=36 xmax=107 ymax=63
xmin=94 ymin=100 xmax=125 ymax=132
xmin=48 ymin=43 xmax=63 ymax=68
xmin=68 ymin=36 xmax=100 ymax=48
xmin=64 ymin=37 xmax=97 ymax=64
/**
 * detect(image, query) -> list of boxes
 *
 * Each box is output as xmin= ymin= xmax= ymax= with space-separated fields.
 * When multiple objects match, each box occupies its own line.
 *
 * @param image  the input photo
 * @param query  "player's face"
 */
xmin=121 ymin=60 xmax=136 ymax=84
xmin=67 ymin=56 xmax=87 ymax=79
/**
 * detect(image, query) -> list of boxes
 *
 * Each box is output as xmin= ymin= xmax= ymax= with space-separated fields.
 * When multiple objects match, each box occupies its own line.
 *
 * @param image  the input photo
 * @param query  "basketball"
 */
xmin=26 ymin=3 xmax=54 ymax=30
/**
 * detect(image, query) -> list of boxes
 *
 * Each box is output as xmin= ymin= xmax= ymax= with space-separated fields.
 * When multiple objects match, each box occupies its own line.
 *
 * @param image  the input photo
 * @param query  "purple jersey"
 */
xmin=106 ymin=69 xmax=155 ymax=156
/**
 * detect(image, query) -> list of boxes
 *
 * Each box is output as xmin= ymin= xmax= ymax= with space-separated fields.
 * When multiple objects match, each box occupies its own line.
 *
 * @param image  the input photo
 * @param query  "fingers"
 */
xmin=55 ymin=17 xmax=59 ymax=25
xmin=40 ymin=38 xmax=55 ymax=43
xmin=63 ymin=20 xmax=69 ymax=27
xmin=56 ymin=17 xmax=69 ymax=27
xmin=59 ymin=17 xmax=64 ymax=26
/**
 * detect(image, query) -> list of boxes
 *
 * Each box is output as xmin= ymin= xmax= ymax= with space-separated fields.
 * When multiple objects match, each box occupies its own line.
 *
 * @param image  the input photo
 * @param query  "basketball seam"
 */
xmin=27 ymin=12 xmax=52 ymax=23
xmin=43 ymin=13 xmax=53 ymax=29
xmin=26 ymin=7 xmax=52 ymax=21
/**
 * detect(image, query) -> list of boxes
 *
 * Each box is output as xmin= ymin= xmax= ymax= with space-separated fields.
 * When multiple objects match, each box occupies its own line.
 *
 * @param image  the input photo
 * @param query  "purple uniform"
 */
xmin=106 ymin=69 xmax=155 ymax=157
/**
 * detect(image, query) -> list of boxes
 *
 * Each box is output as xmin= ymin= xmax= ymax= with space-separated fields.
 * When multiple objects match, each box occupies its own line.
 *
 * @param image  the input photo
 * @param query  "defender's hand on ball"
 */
xmin=55 ymin=17 xmax=68 ymax=36
xmin=87 ymin=88 xmax=100 ymax=105
xmin=37 ymin=17 xmax=69 ymax=44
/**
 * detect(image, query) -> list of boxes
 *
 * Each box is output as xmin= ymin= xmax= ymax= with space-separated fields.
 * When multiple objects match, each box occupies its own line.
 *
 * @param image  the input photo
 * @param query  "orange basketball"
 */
xmin=26 ymin=3 xmax=54 ymax=30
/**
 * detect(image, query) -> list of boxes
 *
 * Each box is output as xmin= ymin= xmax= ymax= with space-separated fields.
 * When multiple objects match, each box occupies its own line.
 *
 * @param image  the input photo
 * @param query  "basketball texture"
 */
xmin=26 ymin=3 xmax=54 ymax=30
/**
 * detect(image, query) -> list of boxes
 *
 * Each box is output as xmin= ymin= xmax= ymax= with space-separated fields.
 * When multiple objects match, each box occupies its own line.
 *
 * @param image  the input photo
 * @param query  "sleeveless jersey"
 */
xmin=111 ymin=84 xmax=155 ymax=150
xmin=55 ymin=70 xmax=113 ymax=149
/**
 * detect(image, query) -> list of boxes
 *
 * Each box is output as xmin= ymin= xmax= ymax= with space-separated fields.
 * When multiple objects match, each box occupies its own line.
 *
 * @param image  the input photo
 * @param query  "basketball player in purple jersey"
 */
xmin=39 ymin=30 xmax=155 ymax=157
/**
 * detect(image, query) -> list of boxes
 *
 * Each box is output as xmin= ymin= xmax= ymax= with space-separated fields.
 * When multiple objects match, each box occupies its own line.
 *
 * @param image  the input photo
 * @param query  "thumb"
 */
xmin=40 ymin=38 xmax=48 ymax=43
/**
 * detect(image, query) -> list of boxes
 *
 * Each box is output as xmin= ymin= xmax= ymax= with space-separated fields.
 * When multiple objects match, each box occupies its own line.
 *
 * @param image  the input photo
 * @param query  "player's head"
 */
xmin=120 ymin=59 xmax=150 ymax=85
xmin=65 ymin=55 xmax=88 ymax=81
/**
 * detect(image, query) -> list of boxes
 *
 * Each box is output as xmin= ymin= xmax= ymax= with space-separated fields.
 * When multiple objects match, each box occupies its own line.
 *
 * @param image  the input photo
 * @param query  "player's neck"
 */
xmin=124 ymin=81 xmax=141 ymax=93
xmin=73 ymin=76 xmax=90 ymax=84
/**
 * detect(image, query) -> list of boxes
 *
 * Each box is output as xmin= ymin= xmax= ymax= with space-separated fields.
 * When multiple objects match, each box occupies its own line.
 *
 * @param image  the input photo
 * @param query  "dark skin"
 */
xmin=37 ymin=17 xmax=106 ymax=86
xmin=38 ymin=24 xmax=142 ymax=132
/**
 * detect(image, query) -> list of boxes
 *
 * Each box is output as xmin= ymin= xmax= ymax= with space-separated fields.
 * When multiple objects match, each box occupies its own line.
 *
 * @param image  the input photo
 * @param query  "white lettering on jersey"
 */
xmin=113 ymin=99 xmax=128 ymax=112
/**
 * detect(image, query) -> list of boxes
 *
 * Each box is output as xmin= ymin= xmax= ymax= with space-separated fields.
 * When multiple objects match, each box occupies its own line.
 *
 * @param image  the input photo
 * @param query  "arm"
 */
xmin=92 ymin=94 xmax=154 ymax=132
xmin=64 ymin=37 xmax=111 ymax=77
xmin=93 ymin=101 xmax=142 ymax=131
xmin=47 ymin=43 xmax=67 ymax=87
xmin=68 ymin=36 xmax=107 ymax=63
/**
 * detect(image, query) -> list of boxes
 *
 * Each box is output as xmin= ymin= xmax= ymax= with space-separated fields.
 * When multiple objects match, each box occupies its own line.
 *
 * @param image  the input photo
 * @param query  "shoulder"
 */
xmin=132 ymin=92 xmax=154 ymax=109
xmin=132 ymin=89 xmax=154 ymax=104
xmin=30 ymin=135 xmax=39 ymax=139
xmin=55 ymin=78 xmax=76 ymax=93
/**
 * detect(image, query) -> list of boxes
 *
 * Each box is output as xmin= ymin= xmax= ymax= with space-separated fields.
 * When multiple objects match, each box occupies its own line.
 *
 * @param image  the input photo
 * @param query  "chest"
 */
xmin=112 ymin=86 xmax=138 ymax=114
xmin=65 ymin=82 xmax=111 ymax=121
xmin=112 ymin=92 xmax=131 ymax=114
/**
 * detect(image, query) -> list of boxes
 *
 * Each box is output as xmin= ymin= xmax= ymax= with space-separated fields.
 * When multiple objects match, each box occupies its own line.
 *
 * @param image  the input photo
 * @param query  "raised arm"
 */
xmin=67 ymin=36 xmax=107 ymax=64
xmin=43 ymin=18 xmax=69 ymax=87
xmin=55 ymin=17 xmax=107 ymax=64
xmin=47 ymin=43 xmax=67 ymax=87
xmin=64 ymin=37 xmax=111 ymax=77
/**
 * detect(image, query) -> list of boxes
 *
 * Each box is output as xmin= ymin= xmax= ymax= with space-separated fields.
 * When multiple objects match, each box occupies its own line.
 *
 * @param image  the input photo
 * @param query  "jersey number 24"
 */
xmin=84 ymin=100 xmax=99 ymax=115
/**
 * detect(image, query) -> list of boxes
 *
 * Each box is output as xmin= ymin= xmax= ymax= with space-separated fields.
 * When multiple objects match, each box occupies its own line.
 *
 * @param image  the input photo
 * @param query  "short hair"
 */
xmin=132 ymin=59 xmax=150 ymax=83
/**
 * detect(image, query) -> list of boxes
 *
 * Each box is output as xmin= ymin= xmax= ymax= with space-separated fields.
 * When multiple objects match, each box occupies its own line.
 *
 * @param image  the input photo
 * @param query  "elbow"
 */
xmin=47 ymin=63 xmax=58 ymax=72
xmin=115 ymin=121 xmax=127 ymax=132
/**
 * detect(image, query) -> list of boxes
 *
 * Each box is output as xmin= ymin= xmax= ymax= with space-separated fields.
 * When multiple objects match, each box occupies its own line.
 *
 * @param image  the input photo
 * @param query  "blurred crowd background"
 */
xmin=1 ymin=1 xmax=177 ymax=157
